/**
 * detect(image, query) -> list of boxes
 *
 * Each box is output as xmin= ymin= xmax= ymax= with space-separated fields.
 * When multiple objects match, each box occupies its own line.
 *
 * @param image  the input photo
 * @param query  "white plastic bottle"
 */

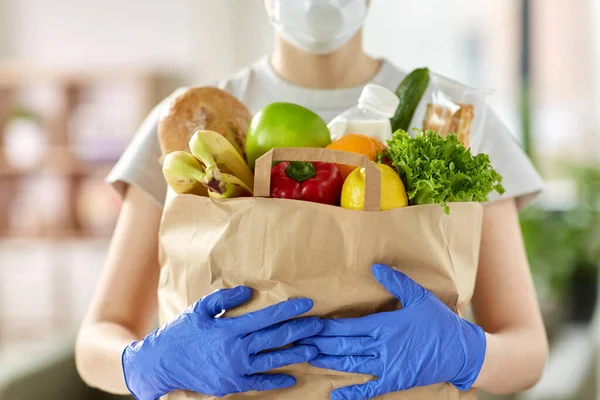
xmin=328 ymin=83 xmax=399 ymax=143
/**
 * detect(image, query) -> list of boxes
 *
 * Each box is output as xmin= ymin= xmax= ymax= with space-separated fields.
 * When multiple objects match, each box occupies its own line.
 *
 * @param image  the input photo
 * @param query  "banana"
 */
xmin=163 ymin=150 xmax=252 ymax=199
xmin=162 ymin=151 xmax=209 ymax=196
xmin=189 ymin=130 xmax=254 ymax=190
xmin=205 ymin=169 xmax=253 ymax=199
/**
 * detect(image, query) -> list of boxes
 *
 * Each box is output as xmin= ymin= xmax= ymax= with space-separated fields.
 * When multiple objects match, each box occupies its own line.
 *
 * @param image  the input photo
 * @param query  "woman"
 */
xmin=75 ymin=1 xmax=548 ymax=399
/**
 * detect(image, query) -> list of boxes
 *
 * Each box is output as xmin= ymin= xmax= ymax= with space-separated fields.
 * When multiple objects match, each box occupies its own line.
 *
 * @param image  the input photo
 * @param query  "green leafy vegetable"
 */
xmin=386 ymin=129 xmax=505 ymax=213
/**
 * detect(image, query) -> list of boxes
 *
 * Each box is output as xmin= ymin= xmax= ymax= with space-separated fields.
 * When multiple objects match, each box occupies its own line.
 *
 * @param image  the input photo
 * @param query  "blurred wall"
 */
xmin=532 ymin=0 xmax=597 ymax=159
xmin=0 ymin=1 xmax=10 ymax=60
xmin=3 ymin=0 xmax=273 ymax=84
xmin=591 ymin=0 xmax=600 ymax=159
xmin=0 ymin=0 xmax=12 ymax=58
xmin=8 ymin=0 xmax=199 ymax=70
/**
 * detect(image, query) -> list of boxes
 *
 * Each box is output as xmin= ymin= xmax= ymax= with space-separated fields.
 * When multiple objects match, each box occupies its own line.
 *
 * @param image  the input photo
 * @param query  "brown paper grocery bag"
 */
xmin=158 ymin=148 xmax=483 ymax=400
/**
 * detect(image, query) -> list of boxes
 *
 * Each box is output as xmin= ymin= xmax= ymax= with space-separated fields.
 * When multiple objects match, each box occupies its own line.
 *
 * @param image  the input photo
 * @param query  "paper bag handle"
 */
xmin=254 ymin=148 xmax=381 ymax=211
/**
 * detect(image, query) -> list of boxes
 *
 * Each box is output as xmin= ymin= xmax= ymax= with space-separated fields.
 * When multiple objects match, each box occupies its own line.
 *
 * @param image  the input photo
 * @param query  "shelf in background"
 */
xmin=0 ymin=62 xmax=160 ymax=89
xmin=0 ymin=228 xmax=112 ymax=239
xmin=0 ymin=146 xmax=117 ymax=177
xmin=0 ymin=162 xmax=113 ymax=177
xmin=0 ymin=66 xmax=170 ymax=347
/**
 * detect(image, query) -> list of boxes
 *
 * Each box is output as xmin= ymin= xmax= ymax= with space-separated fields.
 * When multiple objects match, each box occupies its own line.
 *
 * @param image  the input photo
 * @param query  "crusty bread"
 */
xmin=157 ymin=87 xmax=251 ymax=162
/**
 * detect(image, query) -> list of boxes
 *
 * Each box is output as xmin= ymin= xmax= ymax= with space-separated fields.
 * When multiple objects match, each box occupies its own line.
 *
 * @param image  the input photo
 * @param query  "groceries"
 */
xmin=202 ymin=172 xmax=252 ymax=199
xmin=157 ymin=77 xmax=500 ymax=400
xmin=328 ymin=84 xmax=399 ymax=144
xmin=162 ymin=131 xmax=253 ymax=199
xmin=157 ymin=87 xmax=251 ymax=160
xmin=162 ymin=151 xmax=209 ymax=196
xmin=390 ymin=68 xmax=430 ymax=132
xmin=385 ymin=129 xmax=504 ymax=213
xmin=245 ymin=102 xmax=332 ymax=170
xmin=423 ymin=104 xmax=474 ymax=148
xmin=270 ymin=161 xmax=344 ymax=206
xmin=418 ymin=71 xmax=490 ymax=149
xmin=326 ymin=133 xmax=387 ymax=179
xmin=189 ymin=130 xmax=254 ymax=191
xmin=159 ymin=153 xmax=485 ymax=400
xmin=160 ymin=75 xmax=502 ymax=213
xmin=341 ymin=163 xmax=408 ymax=211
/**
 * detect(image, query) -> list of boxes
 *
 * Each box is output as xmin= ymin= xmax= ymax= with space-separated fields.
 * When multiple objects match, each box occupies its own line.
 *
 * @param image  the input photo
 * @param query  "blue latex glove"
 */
xmin=122 ymin=286 xmax=323 ymax=400
xmin=299 ymin=264 xmax=486 ymax=400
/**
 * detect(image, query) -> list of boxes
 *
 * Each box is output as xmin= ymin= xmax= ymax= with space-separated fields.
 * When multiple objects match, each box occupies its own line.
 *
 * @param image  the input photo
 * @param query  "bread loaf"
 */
xmin=157 ymin=87 xmax=252 ymax=161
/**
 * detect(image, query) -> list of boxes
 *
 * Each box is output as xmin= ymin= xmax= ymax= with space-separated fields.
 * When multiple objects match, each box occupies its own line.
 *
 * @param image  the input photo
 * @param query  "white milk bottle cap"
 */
xmin=358 ymin=84 xmax=399 ymax=119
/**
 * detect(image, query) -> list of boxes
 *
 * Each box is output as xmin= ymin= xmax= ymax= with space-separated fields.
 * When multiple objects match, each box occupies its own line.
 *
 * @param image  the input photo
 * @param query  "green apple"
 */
xmin=246 ymin=102 xmax=332 ymax=170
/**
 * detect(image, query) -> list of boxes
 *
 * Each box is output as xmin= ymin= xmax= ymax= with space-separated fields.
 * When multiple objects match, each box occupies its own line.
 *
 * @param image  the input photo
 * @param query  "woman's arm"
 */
xmin=472 ymin=198 xmax=549 ymax=393
xmin=75 ymin=185 xmax=163 ymax=394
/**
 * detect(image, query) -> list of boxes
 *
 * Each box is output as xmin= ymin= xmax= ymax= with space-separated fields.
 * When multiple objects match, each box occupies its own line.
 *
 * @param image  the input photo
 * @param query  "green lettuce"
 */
xmin=386 ymin=129 xmax=505 ymax=213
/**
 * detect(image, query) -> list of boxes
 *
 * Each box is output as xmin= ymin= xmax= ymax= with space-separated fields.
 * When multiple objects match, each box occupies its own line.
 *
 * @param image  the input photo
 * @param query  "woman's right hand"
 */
xmin=121 ymin=286 xmax=322 ymax=400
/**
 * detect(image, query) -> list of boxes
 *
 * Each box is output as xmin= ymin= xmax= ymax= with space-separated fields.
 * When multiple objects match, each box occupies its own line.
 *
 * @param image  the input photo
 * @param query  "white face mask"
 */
xmin=269 ymin=0 xmax=368 ymax=55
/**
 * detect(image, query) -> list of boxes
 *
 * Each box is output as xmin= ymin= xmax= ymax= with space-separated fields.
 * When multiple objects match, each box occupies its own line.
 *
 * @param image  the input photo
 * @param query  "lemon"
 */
xmin=341 ymin=163 xmax=409 ymax=211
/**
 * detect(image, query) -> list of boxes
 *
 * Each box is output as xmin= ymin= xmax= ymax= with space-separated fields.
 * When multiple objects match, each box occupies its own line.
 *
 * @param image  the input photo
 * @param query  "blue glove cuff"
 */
xmin=122 ymin=342 xmax=142 ymax=400
xmin=451 ymin=321 xmax=487 ymax=391
xmin=122 ymin=340 xmax=163 ymax=400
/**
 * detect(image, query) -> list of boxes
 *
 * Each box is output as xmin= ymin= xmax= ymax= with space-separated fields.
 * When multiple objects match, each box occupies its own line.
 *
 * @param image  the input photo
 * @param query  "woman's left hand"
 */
xmin=298 ymin=264 xmax=487 ymax=400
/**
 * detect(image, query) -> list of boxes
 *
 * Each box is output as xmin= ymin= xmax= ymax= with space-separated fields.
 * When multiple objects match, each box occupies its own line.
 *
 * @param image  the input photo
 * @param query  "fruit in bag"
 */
xmin=341 ymin=163 xmax=408 ymax=211
xmin=326 ymin=134 xmax=387 ymax=179
xmin=246 ymin=103 xmax=331 ymax=170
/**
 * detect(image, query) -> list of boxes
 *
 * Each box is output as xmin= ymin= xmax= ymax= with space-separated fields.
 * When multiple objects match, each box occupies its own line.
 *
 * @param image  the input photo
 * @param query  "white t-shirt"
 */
xmin=106 ymin=56 xmax=543 ymax=209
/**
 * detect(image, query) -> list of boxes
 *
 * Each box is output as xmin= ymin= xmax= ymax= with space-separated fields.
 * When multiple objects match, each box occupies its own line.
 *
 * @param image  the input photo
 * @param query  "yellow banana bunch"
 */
xmin=189 ymin=130 xmax=254 ymax=191
xmin=162 ymin=151 xmax=208 ymax=196
xmin=162 ymin=130 xmax=254 ymax=199
xmin=203 ymin=168 xmax=253 ymax=199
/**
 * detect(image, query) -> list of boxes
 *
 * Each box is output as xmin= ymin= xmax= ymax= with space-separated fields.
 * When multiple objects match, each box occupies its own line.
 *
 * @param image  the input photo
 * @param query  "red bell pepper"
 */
xmin=270 ymin=161 xmax=344 ymax=206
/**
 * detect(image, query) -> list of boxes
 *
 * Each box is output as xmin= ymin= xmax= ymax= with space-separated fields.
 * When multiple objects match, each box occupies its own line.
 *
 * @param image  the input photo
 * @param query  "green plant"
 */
xmin=562 ymin=165 xmax=600 ymax=266
xmin=520 ymin=207 xmax=576 ymax=296
xmin=521 ymin=163 xmax=600 ymax=296
xmin=10 ymin=107 xmax=39 ymax=121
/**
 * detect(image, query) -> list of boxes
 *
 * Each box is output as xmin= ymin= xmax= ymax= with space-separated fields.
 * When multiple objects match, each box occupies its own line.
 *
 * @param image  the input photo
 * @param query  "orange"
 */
xmin=326 ymin=134 xmax=388 ymax=179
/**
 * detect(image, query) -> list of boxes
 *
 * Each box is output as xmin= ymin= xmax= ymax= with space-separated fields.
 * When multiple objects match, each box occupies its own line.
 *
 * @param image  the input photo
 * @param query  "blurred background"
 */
xmin=0 ymin=0 xmax=599 ymax=399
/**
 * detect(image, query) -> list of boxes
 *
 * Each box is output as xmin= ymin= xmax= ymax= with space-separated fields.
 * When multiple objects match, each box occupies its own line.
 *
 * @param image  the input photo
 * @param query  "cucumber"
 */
xmin=390 ymin=68 xmax=430 ymax=132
